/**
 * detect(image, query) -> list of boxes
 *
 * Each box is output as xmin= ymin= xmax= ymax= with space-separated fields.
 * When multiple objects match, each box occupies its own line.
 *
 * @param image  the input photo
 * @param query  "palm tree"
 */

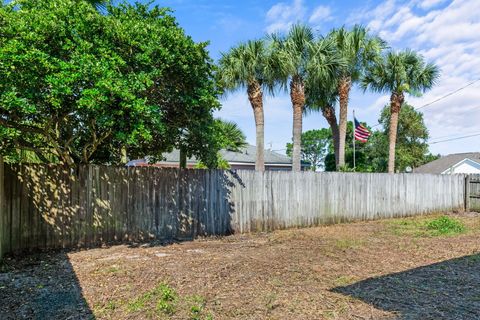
xmin=86 ymin=0 xmax=107 ymax=10
xmin=361 ymin=50 xmax=439 ymax=173
xmin=329 ymin=25 xmax=385 ymax=169
xmin=218 ymin=40 xmax=275 ymax=171
xmin=305 ymin=37 xmax=346 ymax=166
xmin=305 ymin=78 xmax=341 ymax=165
xmin=215 ymin=119 xmax=248 ymax=152
xmin=271 ymin=25 xmax=340 ymax=172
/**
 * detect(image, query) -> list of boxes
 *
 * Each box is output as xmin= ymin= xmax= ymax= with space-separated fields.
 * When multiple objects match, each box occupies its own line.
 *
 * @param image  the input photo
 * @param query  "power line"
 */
xmin=416 ymin=78 xmax=480 ymax=110
xmin=429 ymin=130 xmax=480 ymax=141
xmin=368 ymin=78 xmax=480 ymax=129
xmin=429 ymin=132 xmax=480 ymax=144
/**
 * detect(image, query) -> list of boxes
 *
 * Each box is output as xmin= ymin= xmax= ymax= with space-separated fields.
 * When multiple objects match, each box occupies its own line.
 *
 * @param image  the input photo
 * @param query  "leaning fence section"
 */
xmin=0 ymin=163 xmax=468 ymax=255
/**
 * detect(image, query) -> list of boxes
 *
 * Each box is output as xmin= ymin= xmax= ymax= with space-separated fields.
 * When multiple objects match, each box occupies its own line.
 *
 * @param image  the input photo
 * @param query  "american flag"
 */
xmin=354 ymin=117 xmax=371 ymax=142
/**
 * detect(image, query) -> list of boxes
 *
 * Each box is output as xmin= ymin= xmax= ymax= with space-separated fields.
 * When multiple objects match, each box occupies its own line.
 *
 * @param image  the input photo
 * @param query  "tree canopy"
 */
xmin=324 ymin=103 xmax=438 ymax=172
xmin=286 ymin=129 xmax=331 ymax=171
xmin=0 ymin=0 xmax=221 ymax=166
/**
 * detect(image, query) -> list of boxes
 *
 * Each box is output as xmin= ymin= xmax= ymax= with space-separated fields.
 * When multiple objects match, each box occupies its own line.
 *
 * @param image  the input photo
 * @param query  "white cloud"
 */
xmin=353 ymin=0 xmax=480 ymax=155
xmin=264 ymin=1 xmax=333 ymax=33
xmin=417 ymin=0 xmax=448 ymax=10
xmin=309 ymin=6 xmax=332 ymax=24
xmin=265 ymin=0 xmax=306 ymax=33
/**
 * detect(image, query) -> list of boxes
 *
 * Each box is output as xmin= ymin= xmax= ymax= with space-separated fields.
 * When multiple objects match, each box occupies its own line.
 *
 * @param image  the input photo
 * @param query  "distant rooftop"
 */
xmin=127 ymin=145 xmax=293 ymax=166
xmin=414 ymin=152 xmax=480 ymax=174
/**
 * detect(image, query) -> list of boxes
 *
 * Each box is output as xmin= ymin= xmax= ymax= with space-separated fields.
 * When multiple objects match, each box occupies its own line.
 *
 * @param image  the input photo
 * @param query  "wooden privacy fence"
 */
xmin=0 ymin=163 xmax=468 ymax=257
xmin=230 ymin=171 xmax=466 ymax=232
xmin=0 ymin=165 xmax=232 ymax=255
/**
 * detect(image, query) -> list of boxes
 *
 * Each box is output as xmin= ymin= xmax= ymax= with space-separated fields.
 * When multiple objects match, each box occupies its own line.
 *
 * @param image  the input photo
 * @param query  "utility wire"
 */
xmin=416 ymin=78 xmax=480 ymax=110
xmin=369 ymin=78 xmax=480 ymax=129
xmin=429 ymin=132 xmax=480 ymax=144
xmin=429 ymin=130 xmax=480 ymax=141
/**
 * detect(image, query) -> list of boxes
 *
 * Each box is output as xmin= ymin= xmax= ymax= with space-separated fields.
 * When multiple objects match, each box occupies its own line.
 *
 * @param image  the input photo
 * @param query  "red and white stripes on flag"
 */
xmin=354 ymin=117 xmax=371 ymax=143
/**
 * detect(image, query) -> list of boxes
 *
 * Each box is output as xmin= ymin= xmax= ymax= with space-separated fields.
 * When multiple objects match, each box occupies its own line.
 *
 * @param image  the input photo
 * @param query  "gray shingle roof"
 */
xmin=219 ymin=145 xmax=291 ymax=164
xmin=128 ymin=145 xmax=292 ymax=166
xmin=413 ymin=152 xmax=480 ymax=174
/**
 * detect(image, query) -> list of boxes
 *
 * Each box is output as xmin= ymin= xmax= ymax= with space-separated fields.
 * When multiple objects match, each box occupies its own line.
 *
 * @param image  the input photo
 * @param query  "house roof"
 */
xmin=220 ymin=145 xmax=292 ymax=165
xmin=127 ymin=145 xmax=293 ymax=166
xmin=413 ymin=152 xmax=480 ymax=174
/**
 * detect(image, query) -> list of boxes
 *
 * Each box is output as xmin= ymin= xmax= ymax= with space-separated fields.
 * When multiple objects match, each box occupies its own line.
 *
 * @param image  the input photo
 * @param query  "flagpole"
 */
xmin=353 ymin=109 xmax=356 ymax=171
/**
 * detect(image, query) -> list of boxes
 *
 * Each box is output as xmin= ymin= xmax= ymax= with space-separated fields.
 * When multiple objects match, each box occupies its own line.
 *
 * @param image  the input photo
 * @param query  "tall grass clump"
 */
xmin=426 ymin=216 xmax=465 ymax=236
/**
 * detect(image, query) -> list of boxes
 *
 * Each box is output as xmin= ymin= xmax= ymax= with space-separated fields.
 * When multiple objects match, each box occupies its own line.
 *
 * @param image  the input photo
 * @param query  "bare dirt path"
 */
xmin=1 ymin=213 xmax=479 ymax=319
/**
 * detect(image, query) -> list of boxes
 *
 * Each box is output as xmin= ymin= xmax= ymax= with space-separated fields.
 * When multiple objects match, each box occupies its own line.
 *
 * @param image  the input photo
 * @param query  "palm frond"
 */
xmin=215 ymin=119 xmax=247 ymax=152
xmin=361 ymin=49 xmax=440 ymax=96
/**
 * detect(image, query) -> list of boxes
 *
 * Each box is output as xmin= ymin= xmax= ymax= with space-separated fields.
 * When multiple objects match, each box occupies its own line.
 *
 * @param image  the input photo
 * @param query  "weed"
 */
xmin=127 ymin=283 xmax=177 ymax=314
xmin=187 ymin=295 xmax=206 ymax=320
xmin=105 ymin=266 xmax=120 ymax=274
xmin=334 ymin=275 xmax=355 ymax=286
xmin=388 ymin=216 xmax=466 ymax=237
xmin=334 ymin=238 xmax=364 ymax=250
xmin=426 ymin=216 xmax=465 ymax=235
xmin=105 ymin=300 xmax=117 ymax=311
xmin=265 ymin=292 xmax=278 ymax=311
xmin=154 ymin=284 xmax=177 ymax=315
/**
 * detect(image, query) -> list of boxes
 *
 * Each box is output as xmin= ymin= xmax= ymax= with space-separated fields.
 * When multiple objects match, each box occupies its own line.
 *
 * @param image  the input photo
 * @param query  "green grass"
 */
xmin=426 ymin=216 xmax=465 ymax=235
xmin=388 ymin=215 xmax=466 ymax=237
xmin=120 ymin=283 xmax=212 ymax=319
xmin=127 ymin=283 xmax=177 ymax=314
xmin=334 ymin=238 xmax=365 ymax=250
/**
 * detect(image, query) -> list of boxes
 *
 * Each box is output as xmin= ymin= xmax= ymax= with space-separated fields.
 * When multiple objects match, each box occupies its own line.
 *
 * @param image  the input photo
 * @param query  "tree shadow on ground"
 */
xmin=332 ymin=253 xmax=480 ymax=319
xmin=0 ymin=252 xmax=93 ymax=319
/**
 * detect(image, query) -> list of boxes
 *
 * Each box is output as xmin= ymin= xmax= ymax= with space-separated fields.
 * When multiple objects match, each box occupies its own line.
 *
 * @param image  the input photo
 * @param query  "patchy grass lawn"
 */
xmin=1 ymin=213 xmax=480 ymax=319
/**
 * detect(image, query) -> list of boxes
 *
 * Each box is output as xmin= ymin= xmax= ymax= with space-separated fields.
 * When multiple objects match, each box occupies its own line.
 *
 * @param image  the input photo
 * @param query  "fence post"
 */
xmin=0 ymin=156 xmax=4 ymax=260
xmin=465 ymin=174 xmax=470 ymax=212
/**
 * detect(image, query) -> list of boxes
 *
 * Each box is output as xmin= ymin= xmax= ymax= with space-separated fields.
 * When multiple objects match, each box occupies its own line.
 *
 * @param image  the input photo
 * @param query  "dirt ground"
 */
xmin=1 ymin=213 xmax=480 ymax=320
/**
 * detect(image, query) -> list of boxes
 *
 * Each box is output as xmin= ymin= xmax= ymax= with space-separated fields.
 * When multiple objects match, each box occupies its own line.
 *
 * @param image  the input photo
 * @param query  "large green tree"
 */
xmin=286 ymin=129 xmax=332 ymax=171
xmin=0 ymin=0 xmax=221 ymax=166
xmin=217 ymin=40 xmax=275 ymax=171
xmin=324 ymin=104 xmax=439 ymax=172
xmin=367 ymin=103 xmax=439 ymax=172
xmin=271 ymin=24 xmax=339 ymax=172
xmin=361 ymin=50 xmax=439 ymax=173
xmin=329 ymin=25 xmax=385 ymax=169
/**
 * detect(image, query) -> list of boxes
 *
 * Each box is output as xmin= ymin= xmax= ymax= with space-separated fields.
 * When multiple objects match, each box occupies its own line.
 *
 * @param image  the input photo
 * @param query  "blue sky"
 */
xmin=133 ymin=0 xmax=480 ymax=155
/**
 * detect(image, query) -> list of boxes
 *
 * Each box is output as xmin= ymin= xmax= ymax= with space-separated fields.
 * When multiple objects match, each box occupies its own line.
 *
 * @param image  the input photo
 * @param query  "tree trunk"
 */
xmin=179 ymin=147 xmax=187 ymax=169
xmin=388 ymin=92 xmax=404 ymax=173
xmin=321 ymin=104 xmax=340 ymax=166
xmin=337 ymin=76 xmax=351 ymax=170
xmin=247 ymin=81 xmax=265 ymax=172
xmin=120 ymin=146 xmax=128 ymax=165
xmin=290 ymin=76 xmax=305 ymax=172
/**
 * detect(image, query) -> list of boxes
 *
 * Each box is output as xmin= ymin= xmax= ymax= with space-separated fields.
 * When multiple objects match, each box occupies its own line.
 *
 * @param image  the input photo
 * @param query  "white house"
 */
xmin=414 ymin=152 xmax=480 ymax=174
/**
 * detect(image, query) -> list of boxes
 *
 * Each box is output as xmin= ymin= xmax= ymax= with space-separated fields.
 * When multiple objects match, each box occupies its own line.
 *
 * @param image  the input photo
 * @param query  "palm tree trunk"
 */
xmin=247 ymin=81 xmax=265 ymax=172
xmin=290 ymin=76 xmax=305 ymax=172
xmin=388 ymin=92 xmax=404 ymax=173
xmin=321 ymin=104 xmax=340 ymax=166
xmin=337 ymin=76 xmax=351 ymax=170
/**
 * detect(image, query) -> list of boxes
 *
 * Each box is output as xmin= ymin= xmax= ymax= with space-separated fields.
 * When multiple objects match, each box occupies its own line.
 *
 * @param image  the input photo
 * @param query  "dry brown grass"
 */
xmin=1 ymin=213 xmax=480 ymax=319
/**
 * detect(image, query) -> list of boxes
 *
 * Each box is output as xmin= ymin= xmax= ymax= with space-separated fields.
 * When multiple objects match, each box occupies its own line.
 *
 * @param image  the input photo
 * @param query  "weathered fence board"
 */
xmin=0 ymin=163 xmax=467 ymax=255
xmin=468 ymin=174 xmax=480 ymax=212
